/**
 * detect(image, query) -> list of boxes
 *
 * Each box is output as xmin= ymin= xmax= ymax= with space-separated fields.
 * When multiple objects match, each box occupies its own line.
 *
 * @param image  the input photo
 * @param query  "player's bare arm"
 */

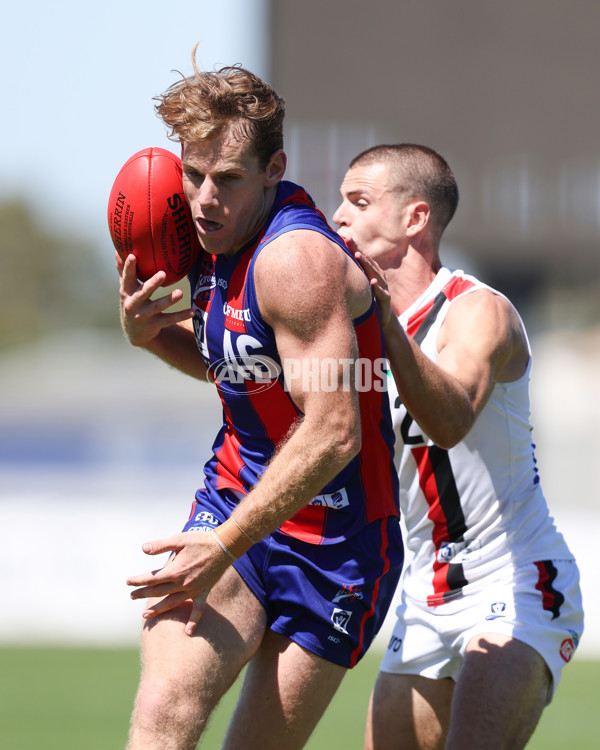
xmin=226 ymin=230 xmax=370 ymax=539
xmin=356 ymin=251 xmax=529 ymax=448
xmin=126 ymin=233 xmax=369 ymax=633
xmin=118 ymin=252 xmax=209 ymax=381
xmin=387 ymin=289 xmax=529 ymax=448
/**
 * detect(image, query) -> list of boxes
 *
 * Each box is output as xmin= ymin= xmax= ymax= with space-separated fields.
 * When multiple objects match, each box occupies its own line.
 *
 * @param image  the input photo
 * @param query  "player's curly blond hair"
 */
xmin=155 ymin=46 xmax=285 ymax=170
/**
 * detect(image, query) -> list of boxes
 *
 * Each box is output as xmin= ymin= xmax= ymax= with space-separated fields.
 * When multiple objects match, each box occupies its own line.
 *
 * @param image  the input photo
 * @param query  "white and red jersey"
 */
xmin=390 ymin=267 xmax=574 ymax=606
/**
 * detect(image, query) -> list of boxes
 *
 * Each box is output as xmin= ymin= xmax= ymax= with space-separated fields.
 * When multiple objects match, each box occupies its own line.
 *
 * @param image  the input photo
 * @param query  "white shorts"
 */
xmin=379 ymin=559 xmax=584 ymax=701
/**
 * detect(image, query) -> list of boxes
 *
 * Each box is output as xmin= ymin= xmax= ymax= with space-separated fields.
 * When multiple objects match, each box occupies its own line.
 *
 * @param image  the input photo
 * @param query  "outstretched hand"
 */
xmin=126 ymin=530 xmax=232 ymax=636
xmin=117 ymin=252 xmax=193 ymax=348
xmin=354 ymin=251 xmax=393 ymax=329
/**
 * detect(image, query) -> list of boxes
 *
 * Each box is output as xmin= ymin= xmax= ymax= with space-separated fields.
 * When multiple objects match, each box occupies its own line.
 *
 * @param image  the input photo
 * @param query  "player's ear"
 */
xmin=264 ymin=149 xmax=287 ymax=186
xmin=406 ymin=200 xmax=430 ymax=237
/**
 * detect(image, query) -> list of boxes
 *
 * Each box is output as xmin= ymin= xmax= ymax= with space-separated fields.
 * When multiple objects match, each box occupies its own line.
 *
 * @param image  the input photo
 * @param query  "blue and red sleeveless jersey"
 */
xmin=190 ymin=181 xmax=398 ymax=545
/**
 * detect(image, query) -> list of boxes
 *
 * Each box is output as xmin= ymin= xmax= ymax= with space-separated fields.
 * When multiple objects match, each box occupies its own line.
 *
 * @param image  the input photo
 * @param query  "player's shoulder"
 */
xmin=439 ymin=279 xmax=529 ymax=375
xmin=255 ymin=229 xmax=352 ymax=297
xmin=254 ymin=230 xmax=362 ymax=325
xmin=446 ymin=282 xmax=520 ymax=329
xmin=258 ymin=228 xmax=347 ymax=273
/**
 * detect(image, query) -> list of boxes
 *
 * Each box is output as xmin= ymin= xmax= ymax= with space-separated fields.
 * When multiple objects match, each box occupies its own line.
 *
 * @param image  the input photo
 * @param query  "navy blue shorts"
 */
xmin=182 ymin=486 xmax=404 ymax=668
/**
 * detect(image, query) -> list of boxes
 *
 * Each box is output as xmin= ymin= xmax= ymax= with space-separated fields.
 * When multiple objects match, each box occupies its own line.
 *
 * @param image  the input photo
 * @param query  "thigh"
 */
xmin=453 ymin=558 xmax=584 ymax=701
xmin=365 ymin=671 xmax=454 ymax=750
xmin=379 ymin=588 xmax=460 ymax=681
xmin=137 ymin=565 xmax=267 ymax=716
xmin=446 ymin=632 xmax=550 ymax=750
xmin=223 ymin=629 xmax=347 ymax=750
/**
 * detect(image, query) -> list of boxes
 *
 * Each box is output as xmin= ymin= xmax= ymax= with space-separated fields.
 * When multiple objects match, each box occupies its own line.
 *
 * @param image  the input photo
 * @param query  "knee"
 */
xmin=131 ymin=675 xmax=203 ymax=741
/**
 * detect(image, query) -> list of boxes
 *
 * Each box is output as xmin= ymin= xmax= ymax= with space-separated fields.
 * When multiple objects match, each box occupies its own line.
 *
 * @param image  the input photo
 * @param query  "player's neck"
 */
xmin=387 ymin=249 xmax=441 ymax=316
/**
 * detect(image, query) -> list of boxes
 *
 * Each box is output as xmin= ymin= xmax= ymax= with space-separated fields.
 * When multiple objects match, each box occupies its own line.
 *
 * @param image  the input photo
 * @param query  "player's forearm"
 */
xmin=384 ymin=317 xmax=474 ymax=448
xmin=142 ymin=322 xmax=210 ymax=381
xmin=219 ymin=402 xmax=361 ymax=555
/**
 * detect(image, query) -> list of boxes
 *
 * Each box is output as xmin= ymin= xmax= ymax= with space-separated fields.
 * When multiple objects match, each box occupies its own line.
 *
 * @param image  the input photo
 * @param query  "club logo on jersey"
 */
xmin=331 ymin=608 xmax=352 ymax=635
xmin=308 ymin=488 xmax=350 ymax=510
xmin=194 ymin=272 xmax=227 ymax=304
xmin=560 ymin=637 xmax=575 ymax=663
xmin=333 ymin=585 xmax=364 ymax=603
xmin=485 ymin=601 xmax=507 ymax=620
xmin=196 ymin=273 xmax=216 ymax=297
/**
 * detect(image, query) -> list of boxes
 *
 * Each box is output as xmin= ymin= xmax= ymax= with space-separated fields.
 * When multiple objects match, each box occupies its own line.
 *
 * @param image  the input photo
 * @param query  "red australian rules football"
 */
xmin=107 ymin=147 xmax=201 ymax=285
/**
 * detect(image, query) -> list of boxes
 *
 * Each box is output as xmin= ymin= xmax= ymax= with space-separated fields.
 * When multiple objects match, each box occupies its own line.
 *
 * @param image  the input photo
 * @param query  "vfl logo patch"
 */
xmin=485 ymin=601 xmax=507 ymax=620
xmin=331 ymin=608 xmax=352 ymax=635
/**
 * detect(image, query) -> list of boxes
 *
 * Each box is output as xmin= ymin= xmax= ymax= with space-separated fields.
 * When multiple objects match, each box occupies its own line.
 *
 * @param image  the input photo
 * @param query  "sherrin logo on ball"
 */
xmin=107 ymin=147 xmax=201 ymax=285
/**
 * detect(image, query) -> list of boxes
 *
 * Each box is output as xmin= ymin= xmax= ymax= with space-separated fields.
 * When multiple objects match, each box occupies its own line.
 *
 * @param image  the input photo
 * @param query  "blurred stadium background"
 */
xmin=1 ymin=0 xmax=598 ymax=668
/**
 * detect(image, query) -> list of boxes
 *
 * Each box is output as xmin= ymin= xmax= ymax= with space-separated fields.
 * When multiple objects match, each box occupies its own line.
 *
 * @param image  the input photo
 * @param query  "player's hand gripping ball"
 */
xmin=107 ymin=147 xmax=201 ymax=285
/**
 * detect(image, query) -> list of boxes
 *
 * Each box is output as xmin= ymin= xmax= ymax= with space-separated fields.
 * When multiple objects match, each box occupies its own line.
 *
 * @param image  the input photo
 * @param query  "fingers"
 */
xmin=120 ymin=254 xmax=167 ymax=297
xmin=120 ymin=253 xmax=139 ymax=292
xmin=126 ymin=565 xmax=179 ymax=592
xmin=354 ymin=250 xmax=372 ymax=270
xmin=142 ymin=534 xmax=185 ymax=557
xmin=136 ymin=591 xmax=208 ymax=636
xmin=120 ymin=261 xmax=189 ymax=315
xmin=353 ymin=251 xmax=393 ymax=328
xmin=128 ymin=577 xmax=179 ymax=600
xmin=370 ymin=277 xmax=390 ymax=303
xmin=125 ymin=534 xmax=184 ymax=588
xmin=119 ymin=264 xmax=192 ymax=346
xmin=354 ymin=251 xmax=387 ymax=286
xmin=185 ymin=593 xmax=208 ymax=636
xmin=354 ymin=251 xmax=390 ymax=299
xmin=140 ymin=591 xmax=195 ymax=619
xmin=151 ymin=288 xmax=191 ymax=317
xmin=126 ymin=532 xmax=222 ymax=627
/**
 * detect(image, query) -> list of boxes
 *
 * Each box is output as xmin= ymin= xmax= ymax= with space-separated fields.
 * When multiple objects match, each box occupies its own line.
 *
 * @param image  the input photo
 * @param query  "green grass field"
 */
xmin=0 ymin=647 xmax=597 ymax=749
